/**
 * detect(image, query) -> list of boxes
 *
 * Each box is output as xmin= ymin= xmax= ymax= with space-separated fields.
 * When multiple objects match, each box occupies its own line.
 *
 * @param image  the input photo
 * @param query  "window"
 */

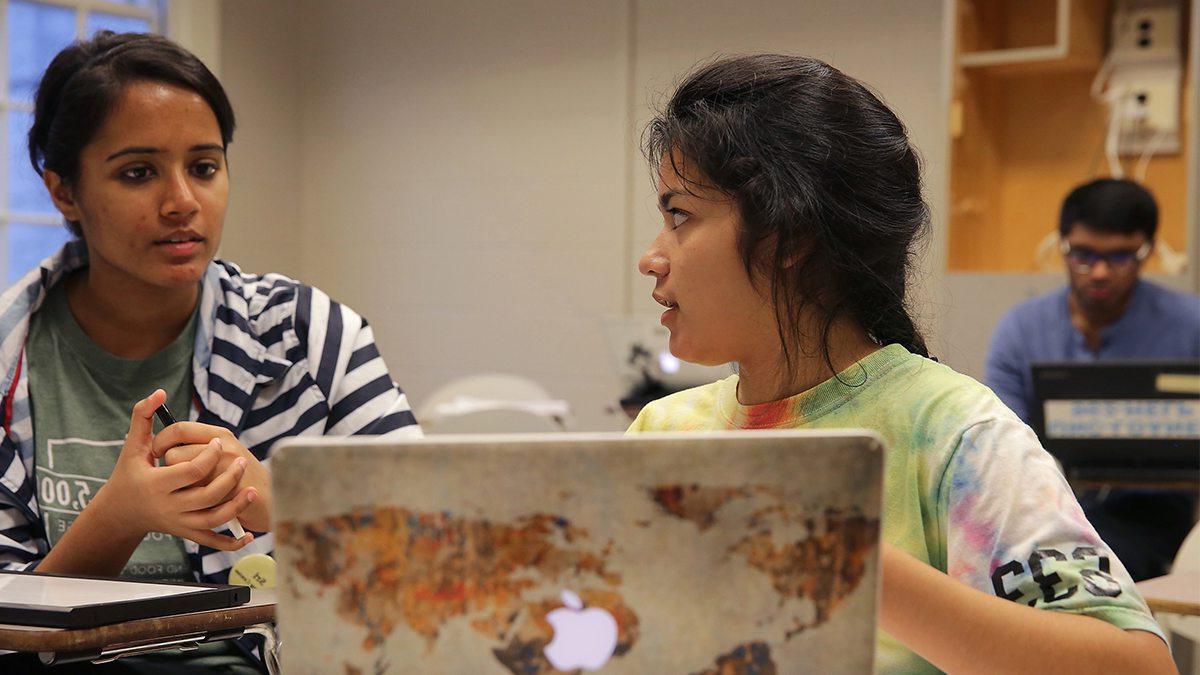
xmin=1 ymin=0 xmax=162 ymax=287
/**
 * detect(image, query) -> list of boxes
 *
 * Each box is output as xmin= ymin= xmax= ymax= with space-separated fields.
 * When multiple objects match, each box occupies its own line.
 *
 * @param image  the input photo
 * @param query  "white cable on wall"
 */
xmin=1134 ymin=127 xmax=1170 ymax=181
xmin=1091 ymin=54 xmax=1127 ymax=179
xmin=1157 ymin=240 xmax=1188 ymax=275
xmin=1104 ymin=96 xmax=1126 ymax=179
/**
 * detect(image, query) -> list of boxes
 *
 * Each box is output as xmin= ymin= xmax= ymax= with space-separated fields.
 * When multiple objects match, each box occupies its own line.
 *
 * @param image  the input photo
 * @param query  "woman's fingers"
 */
xmin=160 ymin=439 xmax=222 ymax=490
xmin=163 ymin=443 xmax=211 ymax=468
xmin=181 ymin=486 xmax=258 ymax=531
xmin=183 ymin=527 xmax=254 ymax=552
xmin=175 ymin=457 xmax=246 ymax=511
xmin=152 ymin=422 xmax=232 ymax=459
xmin=123 ymin=390 xmax=167 ymax=456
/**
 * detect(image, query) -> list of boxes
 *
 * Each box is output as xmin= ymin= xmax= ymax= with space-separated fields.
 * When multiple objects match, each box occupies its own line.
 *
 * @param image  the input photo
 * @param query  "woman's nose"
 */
xmin=160 ymin=169 xmax=200 ymax=221
xmin=638 ymin=235 xmax=669 ymax=278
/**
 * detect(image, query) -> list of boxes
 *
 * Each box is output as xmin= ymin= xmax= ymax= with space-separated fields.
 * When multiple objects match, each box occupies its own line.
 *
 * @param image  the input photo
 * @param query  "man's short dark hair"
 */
xmin=1059 ymin=178 xmax=1158 ymax=239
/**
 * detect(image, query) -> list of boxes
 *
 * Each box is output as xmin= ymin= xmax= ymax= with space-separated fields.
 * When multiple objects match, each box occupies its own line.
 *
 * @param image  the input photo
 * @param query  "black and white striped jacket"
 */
xmin=0 ymin=240 xmax=421 ymax=583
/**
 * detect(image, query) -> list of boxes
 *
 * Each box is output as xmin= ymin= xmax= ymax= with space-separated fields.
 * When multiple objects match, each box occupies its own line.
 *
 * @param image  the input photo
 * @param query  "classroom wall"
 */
xmin=216 ymin=0 xmax=304 ymax=279
xmin=215 ymin=1 xmax=1195 ymax=429
xmin=301 ymin=1 xmax=632 ymax=431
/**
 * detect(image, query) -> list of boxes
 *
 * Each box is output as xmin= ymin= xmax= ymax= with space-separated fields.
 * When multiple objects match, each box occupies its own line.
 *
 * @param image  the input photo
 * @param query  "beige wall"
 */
xmin=216 ymin=0 xmax=304 ymax=279
xmin=216 ymin=0 xmax=951 ymax=430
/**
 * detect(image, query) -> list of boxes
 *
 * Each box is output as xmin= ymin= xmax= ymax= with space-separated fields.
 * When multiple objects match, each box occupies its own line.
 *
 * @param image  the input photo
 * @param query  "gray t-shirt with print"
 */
xmin=27 ymin=281 xmax=197 ymax=580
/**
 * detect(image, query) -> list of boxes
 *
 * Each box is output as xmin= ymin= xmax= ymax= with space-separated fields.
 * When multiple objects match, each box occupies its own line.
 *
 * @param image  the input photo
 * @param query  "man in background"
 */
xmin=986 ymin=178 xmax=1200 ymax=580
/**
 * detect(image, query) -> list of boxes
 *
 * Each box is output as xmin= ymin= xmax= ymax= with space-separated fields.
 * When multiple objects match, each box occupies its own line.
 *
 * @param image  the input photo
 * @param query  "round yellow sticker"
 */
xmin=229 ymin=553 xmax=277 ymax=589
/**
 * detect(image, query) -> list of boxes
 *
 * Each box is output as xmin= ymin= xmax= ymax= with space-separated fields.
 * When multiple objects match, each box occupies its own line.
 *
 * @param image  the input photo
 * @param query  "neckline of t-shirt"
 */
xmin=716 ymin=343 xmax=913 ymax=428
xmin=37 ymin=281 xmax=199 ymax=382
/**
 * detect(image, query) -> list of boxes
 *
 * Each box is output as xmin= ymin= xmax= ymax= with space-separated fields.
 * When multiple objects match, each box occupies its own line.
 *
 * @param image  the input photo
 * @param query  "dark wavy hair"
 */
xmin=28 ymin=31 xmax=235 ymax=237
xmin=643 ymin=54 xmax=930 ymax=375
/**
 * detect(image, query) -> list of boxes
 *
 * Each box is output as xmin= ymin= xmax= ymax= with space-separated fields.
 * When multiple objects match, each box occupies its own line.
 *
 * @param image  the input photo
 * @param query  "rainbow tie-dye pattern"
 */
xmin=629 ymin=343 xmax=1164 ymax=674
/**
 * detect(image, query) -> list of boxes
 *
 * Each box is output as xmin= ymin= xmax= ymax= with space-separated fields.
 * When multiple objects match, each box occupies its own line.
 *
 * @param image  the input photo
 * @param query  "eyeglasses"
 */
xmin=1059 ymin=241 xmax=1151 ymax=273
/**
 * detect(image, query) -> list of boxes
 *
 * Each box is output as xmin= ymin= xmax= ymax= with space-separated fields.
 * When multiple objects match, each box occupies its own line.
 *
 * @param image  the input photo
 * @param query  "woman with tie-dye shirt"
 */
xmin=628 ymin=55 xmax=1172 ymax=674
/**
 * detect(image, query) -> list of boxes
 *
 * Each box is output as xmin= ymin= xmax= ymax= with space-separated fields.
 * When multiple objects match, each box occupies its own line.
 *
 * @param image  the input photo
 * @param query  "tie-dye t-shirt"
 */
xmin=628 ymin=343 xmax=1163 ymax=674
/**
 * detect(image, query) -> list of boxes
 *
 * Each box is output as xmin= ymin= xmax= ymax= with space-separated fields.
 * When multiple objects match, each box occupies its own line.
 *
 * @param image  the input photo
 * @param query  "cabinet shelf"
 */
xmin=958 ymin=0 xmax=1104 ymax=75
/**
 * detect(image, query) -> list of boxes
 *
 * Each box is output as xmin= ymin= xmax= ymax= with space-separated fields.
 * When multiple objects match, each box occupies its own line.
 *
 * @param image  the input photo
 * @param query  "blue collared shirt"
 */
xmin=985 ymin=280 xmax=1200 ymax=424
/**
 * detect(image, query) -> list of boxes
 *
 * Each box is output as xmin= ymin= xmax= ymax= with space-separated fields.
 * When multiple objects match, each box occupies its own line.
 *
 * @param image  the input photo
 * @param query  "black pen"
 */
xmin=154 ymin=403 xmax=177 ymax=428
xmin=154 ymin=402 xmax=248 ymax=540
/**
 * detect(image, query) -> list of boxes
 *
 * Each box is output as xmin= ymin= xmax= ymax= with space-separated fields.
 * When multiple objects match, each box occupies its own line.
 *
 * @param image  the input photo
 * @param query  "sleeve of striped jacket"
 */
xmin=296 ymin=285 xmax=422 ymax=438
xmin=0 ymin=445 xmax=46 ymax=571
xmin=0 ymin=512 xmax=43 ymax=571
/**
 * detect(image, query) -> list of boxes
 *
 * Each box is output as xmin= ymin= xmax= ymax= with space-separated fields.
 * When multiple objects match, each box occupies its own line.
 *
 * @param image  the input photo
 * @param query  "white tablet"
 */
xmin=0 ymin=571 xmax=249 ymax=629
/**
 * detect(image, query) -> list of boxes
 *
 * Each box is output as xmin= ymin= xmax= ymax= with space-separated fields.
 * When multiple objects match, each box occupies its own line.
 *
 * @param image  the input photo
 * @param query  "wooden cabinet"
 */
xmin=948 ymin=0 xmax=1192 ymax=272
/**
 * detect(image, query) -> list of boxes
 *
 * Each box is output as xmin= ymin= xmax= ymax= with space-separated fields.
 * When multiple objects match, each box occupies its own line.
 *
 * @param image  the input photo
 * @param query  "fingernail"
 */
xmin=235 ymin=457 xmax=246 ymax=469
xmin=211 ymin=438 xmax=222 ymax=449
xmin=247 ymin=489 xmax=258 ymax=503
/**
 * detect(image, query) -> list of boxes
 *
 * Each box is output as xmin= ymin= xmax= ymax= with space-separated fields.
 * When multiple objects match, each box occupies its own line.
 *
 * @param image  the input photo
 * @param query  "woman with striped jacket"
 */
xmin=0 ymin=30 xmax=418 ymax=672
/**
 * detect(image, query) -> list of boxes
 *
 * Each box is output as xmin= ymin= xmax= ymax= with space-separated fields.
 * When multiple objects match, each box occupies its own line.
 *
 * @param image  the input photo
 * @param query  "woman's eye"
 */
xmin=121 ymin=166 xmax=153 ymax=181
xmin=192 ymin=162 xmax=218 ymax=178
xmin=670 ymin=210 xmax=689 ymax=229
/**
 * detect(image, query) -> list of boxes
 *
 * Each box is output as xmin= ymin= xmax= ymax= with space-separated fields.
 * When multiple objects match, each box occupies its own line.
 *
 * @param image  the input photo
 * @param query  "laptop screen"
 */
xmin=1031 ymin=360 xmax=1200 ymax=471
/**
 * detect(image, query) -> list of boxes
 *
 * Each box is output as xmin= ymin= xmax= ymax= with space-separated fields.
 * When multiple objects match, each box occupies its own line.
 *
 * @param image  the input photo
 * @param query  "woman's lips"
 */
xmin=155 ymin=239 xmax=204 ymax=257
xmin=653 ymin=294 xmax=678 ymax=325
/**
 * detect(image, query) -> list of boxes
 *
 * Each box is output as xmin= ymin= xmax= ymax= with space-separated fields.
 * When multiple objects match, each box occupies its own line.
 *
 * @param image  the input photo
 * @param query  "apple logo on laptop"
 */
xmin=543 ymin=589 xmax=619 ymax=671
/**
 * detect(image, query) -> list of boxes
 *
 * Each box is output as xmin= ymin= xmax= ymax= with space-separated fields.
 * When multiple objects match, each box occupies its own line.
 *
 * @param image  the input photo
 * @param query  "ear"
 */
xmin=43 ymin=170 xmax=83 ymax=223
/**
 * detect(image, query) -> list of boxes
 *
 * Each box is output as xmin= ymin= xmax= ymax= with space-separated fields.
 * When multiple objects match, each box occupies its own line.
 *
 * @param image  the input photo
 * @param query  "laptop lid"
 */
xmin=272 ymin=430 xmax=884 ymax=673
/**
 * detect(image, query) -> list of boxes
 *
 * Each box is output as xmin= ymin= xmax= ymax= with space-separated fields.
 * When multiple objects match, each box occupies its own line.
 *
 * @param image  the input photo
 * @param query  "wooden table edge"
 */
xmin=0 ymin=601 xmax=276 ymax=653
xmin=1145 ymin=598 xmax=1200 ymax=617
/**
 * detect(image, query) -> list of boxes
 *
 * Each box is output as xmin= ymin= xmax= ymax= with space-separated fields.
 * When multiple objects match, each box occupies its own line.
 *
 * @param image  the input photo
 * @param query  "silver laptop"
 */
xmin=272 ymin=430 xmax=884 ymax=673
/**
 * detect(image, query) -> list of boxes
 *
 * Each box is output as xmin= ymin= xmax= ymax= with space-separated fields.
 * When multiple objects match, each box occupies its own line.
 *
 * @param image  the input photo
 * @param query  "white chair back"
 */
xmin=1173 ymin=521 xmax=1200 ymax=574
xmin=417 ymin=374 xmax=570 ymax=434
